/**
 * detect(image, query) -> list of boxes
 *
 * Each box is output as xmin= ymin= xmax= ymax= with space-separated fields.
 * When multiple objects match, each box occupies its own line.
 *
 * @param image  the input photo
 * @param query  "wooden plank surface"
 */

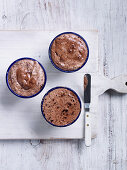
xmin=0 ymin=31 xmax=98 ymax=139
xmin=0 ymin=0 xmax=127 ymax=169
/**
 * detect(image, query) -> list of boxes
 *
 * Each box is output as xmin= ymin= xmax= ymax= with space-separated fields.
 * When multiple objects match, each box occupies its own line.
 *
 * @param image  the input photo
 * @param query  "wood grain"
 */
xmin=0 ymin=31 xmax=98 ymax=140
xmin=0 ymin=0 xmax=127 ymax=170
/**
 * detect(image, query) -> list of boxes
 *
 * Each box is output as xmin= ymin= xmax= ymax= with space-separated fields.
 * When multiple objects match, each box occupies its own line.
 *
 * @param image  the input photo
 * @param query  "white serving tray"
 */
xmin=0 ymin=31 xmax=98 ymax=139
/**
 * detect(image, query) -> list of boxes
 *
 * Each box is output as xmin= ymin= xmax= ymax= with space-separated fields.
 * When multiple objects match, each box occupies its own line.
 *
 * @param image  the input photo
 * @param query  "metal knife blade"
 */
xmin=84 ymin=74 xmax=91 ymax=110
xmin=84 ymin=74 xmax=91 ymax=146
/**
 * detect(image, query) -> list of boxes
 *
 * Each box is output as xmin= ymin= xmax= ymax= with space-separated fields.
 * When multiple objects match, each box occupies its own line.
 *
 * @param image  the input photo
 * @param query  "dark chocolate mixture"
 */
xmin=51 ymin=33 xmax=88 ymax=71
xmin=42 ymin=88 xmax=81 ymax=126
xmin=8 ymin=59 xmax=45 ymax=96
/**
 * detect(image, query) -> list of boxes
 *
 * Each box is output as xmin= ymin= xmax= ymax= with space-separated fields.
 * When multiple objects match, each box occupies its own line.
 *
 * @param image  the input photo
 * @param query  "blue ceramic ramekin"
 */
xmin=41 ymin=86 xmax=82 ymax=127
xmin=6 ymin=57 xmax=47 ymax=98
xmin=49 ymin=32 xmax=89 ymax=73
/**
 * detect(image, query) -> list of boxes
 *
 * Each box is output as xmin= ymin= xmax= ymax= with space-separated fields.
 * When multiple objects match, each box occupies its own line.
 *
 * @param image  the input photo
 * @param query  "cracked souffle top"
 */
xmin=50 ymin=33 xmax=88 ymax=71
xmin=8 ymin=59 xmax=45 ymax=97
xmin=42 ymin=88 xmax=81 ymax=126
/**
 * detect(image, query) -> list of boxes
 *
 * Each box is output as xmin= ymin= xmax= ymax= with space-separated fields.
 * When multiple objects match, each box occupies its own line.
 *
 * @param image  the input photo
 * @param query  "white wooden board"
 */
xmin=0 ymin=31 xmax=98 ymax=139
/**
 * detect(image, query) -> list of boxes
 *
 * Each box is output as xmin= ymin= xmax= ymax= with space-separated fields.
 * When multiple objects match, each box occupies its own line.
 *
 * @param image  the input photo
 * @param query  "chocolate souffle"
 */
xmin=7 ymin=59 xmax=46 ymax=97
xmin=50 ymin=33 xmax=89 ymax=71
xmin=42 ymin=87 xmax=81 ymax=126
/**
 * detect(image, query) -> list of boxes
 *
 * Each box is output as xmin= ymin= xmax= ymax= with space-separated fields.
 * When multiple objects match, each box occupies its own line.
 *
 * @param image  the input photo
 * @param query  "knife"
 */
xmin=84 ymin=74 xmax=91 ymax=146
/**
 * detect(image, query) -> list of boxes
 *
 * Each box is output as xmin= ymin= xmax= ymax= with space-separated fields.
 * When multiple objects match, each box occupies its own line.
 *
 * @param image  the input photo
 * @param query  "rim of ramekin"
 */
xmin=49 ymin=32 xmax=89 ymax=73
xmin=41 ymin=86 xmax=82 ymax=127
xmin=6 ymin=57 xmax=47 ymax=98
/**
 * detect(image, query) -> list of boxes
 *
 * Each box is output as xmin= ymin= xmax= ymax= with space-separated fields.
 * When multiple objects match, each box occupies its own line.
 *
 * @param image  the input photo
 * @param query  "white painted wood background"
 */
xmin=0 ymin=0 xmax=127 ymax=169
